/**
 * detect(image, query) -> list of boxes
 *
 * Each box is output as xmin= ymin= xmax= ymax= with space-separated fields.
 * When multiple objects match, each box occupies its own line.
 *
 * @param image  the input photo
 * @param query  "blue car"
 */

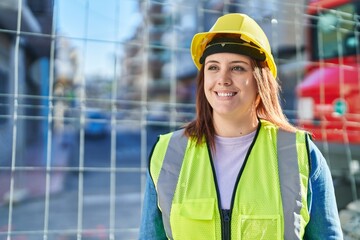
xmin=84 ymin=110 xmax=109 ymax=138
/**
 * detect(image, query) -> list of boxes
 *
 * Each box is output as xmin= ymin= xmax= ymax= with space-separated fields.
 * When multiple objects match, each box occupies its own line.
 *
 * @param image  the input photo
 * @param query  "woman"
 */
xmin=140 ymin=13 xmax=343 ymax=239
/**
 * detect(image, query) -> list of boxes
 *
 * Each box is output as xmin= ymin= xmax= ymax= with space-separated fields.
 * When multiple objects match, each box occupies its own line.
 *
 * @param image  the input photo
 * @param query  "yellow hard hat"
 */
xmin=191 ymin=13 xmax=277 ymax=78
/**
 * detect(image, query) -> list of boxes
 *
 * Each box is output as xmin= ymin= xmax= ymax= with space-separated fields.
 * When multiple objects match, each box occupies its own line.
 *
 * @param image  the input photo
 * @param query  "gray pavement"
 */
xmin=0 ymin=173 xmax=143 ymax=240
xmin=0 ymin=133 xmax=69 ymax=206
xmin=340 ymin=200 xmax=360 ymax=240
xmin=0 ymin=130 xmax=146 ymax=239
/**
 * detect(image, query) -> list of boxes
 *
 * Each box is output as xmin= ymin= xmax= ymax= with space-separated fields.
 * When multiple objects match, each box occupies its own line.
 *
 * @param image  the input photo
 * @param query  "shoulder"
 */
xmin=151 ymin=129 xmax=182 ymax=153
xmin=260 ymin=119 xmax=278 ymax=132
xmin=149 ymin=128 xmax=188 ymax=164
xmin=157 ymin=128 xmax=186 ymax=143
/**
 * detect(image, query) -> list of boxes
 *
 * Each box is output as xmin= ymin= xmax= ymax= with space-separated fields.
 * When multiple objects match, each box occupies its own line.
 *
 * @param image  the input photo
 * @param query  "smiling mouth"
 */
xmin=216 ymin=92 xmax=237 ymax=97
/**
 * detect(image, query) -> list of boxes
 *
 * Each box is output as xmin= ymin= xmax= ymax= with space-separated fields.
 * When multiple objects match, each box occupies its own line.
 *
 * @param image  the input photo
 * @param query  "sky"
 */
xmin=56 ymin=0 xmax=141 ymax=77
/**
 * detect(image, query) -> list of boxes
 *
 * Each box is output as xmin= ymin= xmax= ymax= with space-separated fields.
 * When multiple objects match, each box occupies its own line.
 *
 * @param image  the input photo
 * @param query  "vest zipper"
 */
xmin=207 ymin=144 xmax=234 ymax=240
xmin=208 ymin=122 xmax=261 ymax=240
xmin=222 ymin=209 xmax=231 ymax=240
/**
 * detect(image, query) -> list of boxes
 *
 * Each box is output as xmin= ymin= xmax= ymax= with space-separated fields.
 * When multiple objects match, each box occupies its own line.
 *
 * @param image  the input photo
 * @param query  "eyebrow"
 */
xmin=205 ymin=60 xmax=250 ymax=65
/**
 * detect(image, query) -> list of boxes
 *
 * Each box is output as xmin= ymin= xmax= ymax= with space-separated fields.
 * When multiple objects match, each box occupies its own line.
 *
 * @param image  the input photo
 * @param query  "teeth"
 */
xmin=217 ymin=92 xmax=234 ymax=97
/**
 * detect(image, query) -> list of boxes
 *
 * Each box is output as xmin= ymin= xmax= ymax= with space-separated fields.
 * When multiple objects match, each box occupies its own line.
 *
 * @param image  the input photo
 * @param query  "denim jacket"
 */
xmin=139 ymin=138 xmax=344 ymax=239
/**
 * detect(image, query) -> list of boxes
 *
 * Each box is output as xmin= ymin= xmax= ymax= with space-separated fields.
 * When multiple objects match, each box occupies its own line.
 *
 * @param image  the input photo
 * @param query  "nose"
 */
xmin=217 ymin=70 xmax=232 ymax=86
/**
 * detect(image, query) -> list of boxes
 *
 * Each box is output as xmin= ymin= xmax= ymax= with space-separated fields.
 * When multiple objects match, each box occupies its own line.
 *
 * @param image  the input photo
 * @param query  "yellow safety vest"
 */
xmin=150 ymin=120 xmax=310 ymax=240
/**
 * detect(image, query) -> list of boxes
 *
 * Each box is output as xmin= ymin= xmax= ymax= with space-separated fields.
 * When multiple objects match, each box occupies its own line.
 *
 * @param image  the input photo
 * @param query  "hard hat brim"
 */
xmin=190 ymin=31 xmax=277 ymax=78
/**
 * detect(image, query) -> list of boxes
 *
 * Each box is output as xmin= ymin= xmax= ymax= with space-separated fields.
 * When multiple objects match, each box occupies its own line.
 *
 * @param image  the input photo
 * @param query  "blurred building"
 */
xmin=120 ymin=0 xmax=306 ymax=115
xmin=0 ymin=0 xmax=53 ymax=165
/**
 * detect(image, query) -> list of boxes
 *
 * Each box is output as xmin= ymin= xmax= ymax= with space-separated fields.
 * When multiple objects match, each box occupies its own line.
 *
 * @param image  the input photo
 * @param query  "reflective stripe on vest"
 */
xmin=155 ymin=127 xmax=307 ymax=239
xmin=157 ymin=129 xmax=188 ymax=239
xmin=277 ymin=130 xmax=303 ymax=239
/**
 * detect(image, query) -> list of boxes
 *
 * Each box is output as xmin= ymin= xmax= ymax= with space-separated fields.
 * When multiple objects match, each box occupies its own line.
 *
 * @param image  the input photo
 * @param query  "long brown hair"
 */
xmin=184 ymin=60 xmax=297 ymax=150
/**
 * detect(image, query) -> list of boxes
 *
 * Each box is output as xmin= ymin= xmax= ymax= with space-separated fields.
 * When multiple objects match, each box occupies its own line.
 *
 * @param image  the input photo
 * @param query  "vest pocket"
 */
xmin=238 ymin=214 xmax=280 ymax=240
xmin=171 ymin=198 xmax=216 ymax=240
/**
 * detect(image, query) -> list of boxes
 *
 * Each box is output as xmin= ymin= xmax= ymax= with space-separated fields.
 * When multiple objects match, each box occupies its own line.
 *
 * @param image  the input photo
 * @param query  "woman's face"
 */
xmin=203 ymin=52 xmax=258 ymax=120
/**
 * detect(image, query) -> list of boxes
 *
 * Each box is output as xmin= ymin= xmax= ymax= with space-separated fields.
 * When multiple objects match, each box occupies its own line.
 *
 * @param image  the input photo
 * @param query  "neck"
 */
xmin=213 ymin=113 xmax=259 ymax=137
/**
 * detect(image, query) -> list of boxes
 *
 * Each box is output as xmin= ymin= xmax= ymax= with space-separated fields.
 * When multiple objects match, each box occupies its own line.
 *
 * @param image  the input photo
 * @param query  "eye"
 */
xmin=231 ymin=65 xmax=246 ymax=72
xmin=207 ymin=64 xmax=219 ymax=71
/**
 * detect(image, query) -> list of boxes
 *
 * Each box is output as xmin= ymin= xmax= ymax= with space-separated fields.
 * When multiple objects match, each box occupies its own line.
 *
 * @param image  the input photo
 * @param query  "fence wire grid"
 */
xmin=0 ymin=0 xmax=359 ymax=239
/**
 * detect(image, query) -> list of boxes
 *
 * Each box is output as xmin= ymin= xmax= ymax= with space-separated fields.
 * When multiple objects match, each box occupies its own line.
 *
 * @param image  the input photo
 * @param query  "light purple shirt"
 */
xmin=213 ymin=131 xmax=256 ymax=209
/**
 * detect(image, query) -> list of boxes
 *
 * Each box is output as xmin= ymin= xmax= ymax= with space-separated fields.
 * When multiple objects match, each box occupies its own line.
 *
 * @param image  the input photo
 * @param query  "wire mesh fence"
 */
xmin=0 ymin=0 xmax=359 ymax=239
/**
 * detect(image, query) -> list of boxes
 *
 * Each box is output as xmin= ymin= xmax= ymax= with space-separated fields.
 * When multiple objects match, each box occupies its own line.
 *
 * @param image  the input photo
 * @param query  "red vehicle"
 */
xmin=296 ymin=0 xmax=360 ymax=178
